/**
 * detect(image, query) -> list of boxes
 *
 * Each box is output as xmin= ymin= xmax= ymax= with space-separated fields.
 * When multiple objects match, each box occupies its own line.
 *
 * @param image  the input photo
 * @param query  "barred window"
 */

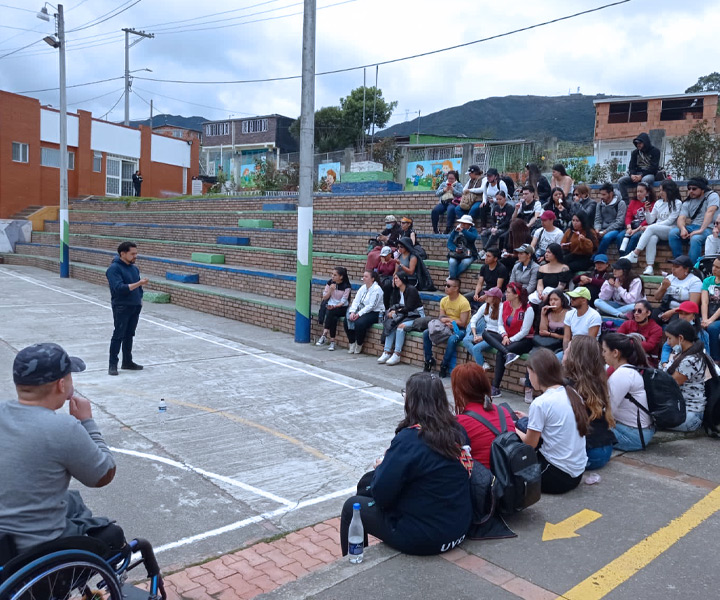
xmin=242 ymin=119 xmax=268 ymax=134
xmin=205 ymin=122 xmax=230 ymax=136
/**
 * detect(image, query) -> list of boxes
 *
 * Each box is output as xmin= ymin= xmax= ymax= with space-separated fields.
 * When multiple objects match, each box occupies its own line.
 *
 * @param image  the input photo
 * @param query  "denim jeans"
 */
xmin=611 ymin=422 xmax=655 ymax=451
xmin=452 ymin=202 xmax=483 ymax=221
xmin=668 ymin=410 xmax=704 ymax=432
xmin=109 ymin=304 xmax=142 ymax=367
xmin=618 ymin=174 xmax=656 ymax=202
xmin=597 ymin=229 xmax=625 ymax=254
xmin=423 ymin=327 xmax=466 ymax=371
xmin=706 ymin=320 xmax=720 ymax=361
xmin=383 ymin=319 xmax=414 ymax=354
xmin=625 ymin=230 xmax=643 ymax=253
xmin=448 ymin=257 xmax=474 ymax=278
xmin=586 ymin=445 xmax=613 ymax=470
xmin=668 ymin=224 xmax=712 ymax=263
xmin=462 ymin=320 xmax=488 ymax=366
xmin=431 ymin=202 xmax=457 ymax=233
xmin=594 ymin=299 xmax=635 ymax=319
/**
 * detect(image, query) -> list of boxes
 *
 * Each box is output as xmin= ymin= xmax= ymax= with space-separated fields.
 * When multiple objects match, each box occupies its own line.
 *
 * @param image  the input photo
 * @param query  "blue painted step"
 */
xmin=166 ymin=271 xmax=199 ymax=284
xmin=216 ymin=235 xmax=250 ymax=246
xmin=262 ymin=202 xmax=296 ymax=211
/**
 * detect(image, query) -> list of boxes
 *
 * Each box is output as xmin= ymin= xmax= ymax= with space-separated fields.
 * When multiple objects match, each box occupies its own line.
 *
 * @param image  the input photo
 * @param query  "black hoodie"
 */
xmin=628 ymin=133 xmax=661 ymax=177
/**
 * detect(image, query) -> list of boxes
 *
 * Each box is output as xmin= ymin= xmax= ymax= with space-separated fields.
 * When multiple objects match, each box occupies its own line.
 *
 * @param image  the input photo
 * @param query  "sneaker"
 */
xmin=524 ymin=387 xmax=534 ymax=404
xmin=439 ymin=364 xmax=449 ymax=378
xmin=354 ymin=344 xmax=363 ymax=354
xmin=643 ymin=265 xmax=654 ymax=276
xmin=377 ymin=352 xmax=391 ymax=364
xmin=477 ymin=250 xmax=487 ymax=261
xmin=315 ymin=335 xmax=327 ymax=346
xmin=423 ymin=357 xmax=436 ymax=372
xmin=505 ymin=353 xmax=519 ymax=366
xmin=386 ymin=353 xmax=401 ymax=366
xmin=491 ymin=386 xmax=502 ymax=398
xmin=347 ymin=342 xmax=357 ymax=354
xmin=108 ymin=365 xmax=118 ymax=376
xmin=622 ymin=251 xmax=638 ymax=264
xmin=121 ymin=362 xmax=143 ymax=370
xmin=328 ymin=341 xmax=336 ymax=351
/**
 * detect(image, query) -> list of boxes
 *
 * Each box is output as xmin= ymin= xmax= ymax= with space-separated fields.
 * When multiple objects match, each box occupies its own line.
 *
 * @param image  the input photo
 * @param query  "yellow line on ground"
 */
xmin=170 ymin=398 xmax=333 ymax=462
xmin=563 ymin=485 xmax=720 ymax=600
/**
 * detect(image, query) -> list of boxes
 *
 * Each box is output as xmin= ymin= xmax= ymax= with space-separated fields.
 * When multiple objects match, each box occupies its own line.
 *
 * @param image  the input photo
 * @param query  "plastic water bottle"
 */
xmin=348 ymin=503 xmax=364 ymax=563
xmin=158 ymin=398 xmax=167 ymax=418
xmin=619 ymin=234 xmax=630 ymax=252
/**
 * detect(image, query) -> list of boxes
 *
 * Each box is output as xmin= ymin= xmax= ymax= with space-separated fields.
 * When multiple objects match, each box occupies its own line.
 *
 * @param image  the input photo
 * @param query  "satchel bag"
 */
xmin=428 ymin=318 xmax=452 ymax=345
xmin=441 ymin=190 xmax=455 ymax=204
xmin=459 ymin=191 xmax=475 ymax=211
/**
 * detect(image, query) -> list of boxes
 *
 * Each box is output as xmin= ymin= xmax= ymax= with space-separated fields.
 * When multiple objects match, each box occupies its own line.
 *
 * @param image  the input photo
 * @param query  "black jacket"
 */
xmin=628 ymin=133 xmax=661 ymax=177
xmin=388 ymin=285 xmax=423 ymax=316
xmin=106 ymin=256 xmax=143 ymax=306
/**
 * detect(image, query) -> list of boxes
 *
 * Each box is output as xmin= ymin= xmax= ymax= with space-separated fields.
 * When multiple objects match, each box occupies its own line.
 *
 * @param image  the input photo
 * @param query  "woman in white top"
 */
xmin=462 ymin=287 xmax=503 ymax=367
xmin=595 ymin=258 xmax=645 ymax=319
xmin=623 ymin=179 xmax=683 ymax=275
xmin=601 ymin=332 xmax=655 ymax=451
xmin=344 ymin=270 xmax=385 ymax=355
xmin=550 ymin=163 xmax=574 ymax=197
xmin=515 ymin=348 xmax=588 ymax=494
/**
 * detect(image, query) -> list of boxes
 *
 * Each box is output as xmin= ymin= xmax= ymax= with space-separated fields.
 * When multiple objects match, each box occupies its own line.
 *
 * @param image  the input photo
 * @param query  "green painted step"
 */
xmin=191 ymin=252 xmax=225 ymax=264
xmin=238 ymin=219 xmax=273 ymax=228
xmin=144 ymin=291 xmax=171 ymax=303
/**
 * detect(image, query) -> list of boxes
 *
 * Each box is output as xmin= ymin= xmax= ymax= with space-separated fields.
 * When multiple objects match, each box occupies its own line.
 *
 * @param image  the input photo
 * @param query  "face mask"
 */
xmin=672 ymin=344 xmax=682 ymax=354
xmin=385 ymin=224 xmax=393 ymax=229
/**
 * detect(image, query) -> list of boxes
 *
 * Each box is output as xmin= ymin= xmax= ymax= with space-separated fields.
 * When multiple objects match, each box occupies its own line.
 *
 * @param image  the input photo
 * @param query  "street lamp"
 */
xmin=38 ymin=3 xmax=68 ymax=278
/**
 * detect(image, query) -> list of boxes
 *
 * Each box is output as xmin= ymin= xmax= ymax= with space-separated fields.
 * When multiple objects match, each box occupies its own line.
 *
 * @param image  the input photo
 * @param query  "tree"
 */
xmin=289 ymin=86 xmax=398 ymax=152
xmin=667 ymin=121 xmax=720 ymax=180
xmin=685 ymin=72 xmax=720 ymax=93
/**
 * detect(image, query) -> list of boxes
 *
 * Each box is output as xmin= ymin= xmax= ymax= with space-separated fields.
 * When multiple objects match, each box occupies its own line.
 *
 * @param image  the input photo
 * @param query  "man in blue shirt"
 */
xmin=105 ymin=241 xmax=148 ymax=376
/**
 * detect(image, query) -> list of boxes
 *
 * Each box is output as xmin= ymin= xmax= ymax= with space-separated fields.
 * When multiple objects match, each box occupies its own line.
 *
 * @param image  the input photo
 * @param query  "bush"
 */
xmin=667 ymin=121 xmax=720 ymax=180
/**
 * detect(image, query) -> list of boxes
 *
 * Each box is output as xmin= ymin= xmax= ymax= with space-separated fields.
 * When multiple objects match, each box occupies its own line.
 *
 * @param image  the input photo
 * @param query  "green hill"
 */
xmin=379 ymin=94 xmax=612 ymax=142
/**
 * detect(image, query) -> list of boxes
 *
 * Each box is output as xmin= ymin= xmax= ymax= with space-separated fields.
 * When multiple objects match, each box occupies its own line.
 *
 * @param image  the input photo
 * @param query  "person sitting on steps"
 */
xmin=316 ymin=266 xmax=352 ymax=351
xmin=594 ymin=182 xmax=627 ymax=255
xmin=616 ymin=133 xmax=661 ymax=204
xmin=378 ymin=272 xmax=425 ymax=367
xmin=344 ymin=270 xmax=385 ymax=355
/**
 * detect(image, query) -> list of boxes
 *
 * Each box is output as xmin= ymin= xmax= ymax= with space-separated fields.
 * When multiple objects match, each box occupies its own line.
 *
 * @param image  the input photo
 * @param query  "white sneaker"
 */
xmin=328 ymin=342 xmax=336 ymax=351
xmin=354 ymin=344 xmax=363 ymax=354
xmin=524 ymin=387 xmax=534 ymax=404
xmin=377 ymin=352 xmax=391 ymax=364
xmin=315 ymin=335 xmax=327 ymax=346
xmin=622 ymin=252 xmax=638 ymax=264
xmin=643 ymin=265 xmax=654 ymax=276
xmin=386 ymin=353 xmax=401 ymax=366
xmin=347 ymin=342 xmax=357 ymax=354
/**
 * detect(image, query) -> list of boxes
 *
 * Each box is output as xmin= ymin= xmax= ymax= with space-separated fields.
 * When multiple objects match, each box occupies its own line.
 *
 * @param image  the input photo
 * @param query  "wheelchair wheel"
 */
xmin=0 ymin=550 xmax=122 ymax=600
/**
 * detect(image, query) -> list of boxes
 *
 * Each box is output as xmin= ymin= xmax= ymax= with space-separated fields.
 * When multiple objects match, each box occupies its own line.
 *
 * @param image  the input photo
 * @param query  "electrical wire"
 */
xmin=0 ymin=3 xmax=37 ymax=13
xmin=133 ymin=86 xmax=255 ymax=116
xmin=68 ymin=86 xmax=125 ymax=107
xmin=18 ymin=75 xmax=125 ymax=94
xmin=99 ymin=89 xmax=126 ymax=120
xmin=0 ymin=38 xmax=43 ymax=60
xmin=67 ymin=0 xmax=143 ymax=33
xmin=67 ymin=0 xmax=92 ymax=12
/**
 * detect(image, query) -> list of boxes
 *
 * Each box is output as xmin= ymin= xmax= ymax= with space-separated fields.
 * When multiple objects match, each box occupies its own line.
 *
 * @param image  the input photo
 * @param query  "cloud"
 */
xmin=0 ymin=0 xmax=716 ymax=132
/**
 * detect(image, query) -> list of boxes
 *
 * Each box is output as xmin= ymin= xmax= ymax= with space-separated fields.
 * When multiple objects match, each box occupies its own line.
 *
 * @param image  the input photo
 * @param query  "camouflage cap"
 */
xmin=13 ymin=343 xmax=86 ymax=386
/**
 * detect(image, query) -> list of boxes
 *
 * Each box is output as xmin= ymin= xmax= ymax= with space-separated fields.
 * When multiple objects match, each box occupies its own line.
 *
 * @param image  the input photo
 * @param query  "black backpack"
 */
xmin=623 ymin=365 xmax=686 ymax=447
xmin=500 ymin=175 xmax=515 ymax=199
xmin=463 ymin=406 xmax=541 ymax=514
xmin=704 ymin=373 xmax=720 ymax=438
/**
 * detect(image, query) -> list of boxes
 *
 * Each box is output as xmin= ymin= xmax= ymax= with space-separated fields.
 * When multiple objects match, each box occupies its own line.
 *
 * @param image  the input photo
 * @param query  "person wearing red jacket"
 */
xmin=617 ymin=299 xmax=663 ymax=363
xmin=621 ymin=182 xmax=656 ymax=254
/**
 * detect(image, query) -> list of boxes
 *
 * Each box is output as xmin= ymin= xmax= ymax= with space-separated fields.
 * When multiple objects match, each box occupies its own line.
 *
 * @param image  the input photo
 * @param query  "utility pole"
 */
xmin=123 ymin=28 xmax=154 ymax=126
xmin=370 ymin=65 xmax=378 ymax=157
xmin=58 ymin=4 xmax=68 ymax=277
xmin=149 ymin=99 xmax=153 ymax=130
xmin=294 ymin=0 xmax=316 ymax=343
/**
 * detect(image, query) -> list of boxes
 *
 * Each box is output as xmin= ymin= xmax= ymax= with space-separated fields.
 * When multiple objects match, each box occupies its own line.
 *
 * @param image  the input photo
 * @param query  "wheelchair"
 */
xmin=695 ymin=254 xmax=720 ymax=280
xmin=0 ymin=534 xmax=166 ymax=600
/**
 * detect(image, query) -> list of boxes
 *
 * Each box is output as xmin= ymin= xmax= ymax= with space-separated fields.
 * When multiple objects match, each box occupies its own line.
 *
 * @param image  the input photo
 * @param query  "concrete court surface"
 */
xmin=2 ymin=264 xmax=720 ymax=599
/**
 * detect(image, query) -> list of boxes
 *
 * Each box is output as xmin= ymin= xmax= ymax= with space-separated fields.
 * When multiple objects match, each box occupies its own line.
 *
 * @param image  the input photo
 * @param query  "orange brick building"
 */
xmin=592 ymin=92 xmax=719 ymax=175
xmin=0 ymin=90 xmax=200 ymax=219
xmin=152 ymin=124 xmax=202 ymax=143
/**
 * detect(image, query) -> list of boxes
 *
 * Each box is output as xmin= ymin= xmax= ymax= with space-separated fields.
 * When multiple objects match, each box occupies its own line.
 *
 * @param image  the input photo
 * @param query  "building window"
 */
xmin=173 ymin=131 xmax=183 ymax=138
xmin=12 ymin=142 xmax=29 ymax=163
xmin=93 ymin=152 xmax=102 ymax=173
xmin=607 ymin=101 xmax=648 ymax=124
xmin=609 ymin=150 xmax=629 ymax=173
xmin=204 ymin=122 xmax=230 ymax=136
xmin=40 ymin=148 xmax=75 ymax=170
xmin=660 ymin=97 xmax=704 ymax=121
xmin=242 ymin=118 xmax=268 ymax=134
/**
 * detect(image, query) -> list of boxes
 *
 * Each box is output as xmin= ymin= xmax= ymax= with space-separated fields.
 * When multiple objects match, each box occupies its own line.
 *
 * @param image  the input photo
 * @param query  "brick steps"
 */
xmin=0 ymin=253 xmax=531 ymax=394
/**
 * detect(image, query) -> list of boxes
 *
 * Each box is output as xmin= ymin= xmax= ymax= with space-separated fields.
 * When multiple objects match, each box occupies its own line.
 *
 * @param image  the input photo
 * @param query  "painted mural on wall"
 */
xmin=405 ymin=157 xmax=462 ymax=191
xmin=239 ymin=163 xmax=258 ymax=188
xmin=318 ymin=162 xmax=341 ymax=191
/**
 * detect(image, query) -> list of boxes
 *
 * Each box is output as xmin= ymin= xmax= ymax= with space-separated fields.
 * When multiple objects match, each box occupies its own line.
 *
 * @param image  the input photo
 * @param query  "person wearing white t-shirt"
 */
xmin=652 ymin=255 xmax=702 ymax=325
xmin=514 ymin=348 xmax=588 ymax=494
xmin=601 ymin=332 xmax=655 ymax=451
xmin=531 ymin=211 xmax=564 ymax=262
xmin=476 ymin=168 xmax=508 ymax=229
xmin=563 ymin=287 xmax=602 ymax=351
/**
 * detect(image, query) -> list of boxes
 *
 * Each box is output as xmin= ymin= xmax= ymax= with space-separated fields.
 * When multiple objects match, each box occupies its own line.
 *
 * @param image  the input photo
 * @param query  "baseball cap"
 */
xmin=567 ymin=287 xmax=591 ymax=300
xmin=593 ymin=254 xmax=608 ymax=263
xmin=13 ymin=343 xmax=86 ymax=386
xmin=486 ymin=168 xmax=499 ymax=177
xmin=400 ymin=217 xmax=413 ymax=223
xmin=540 ymin=210 xmax=556 ymax=221
xmin=669 ymin=256 xmax=692 ymax=268
xmin=485 ymin=287 xmax=503 ymax=299
xmin=385 ymin=215 xmax=397 ymax=223
xmin=466 ymin=165 xmax=482 ymax=175
xmin=515 ymin=243 xmax=533 ymax=254
xmin=380 ymin=246 xmax=393 ymax=257
xmin=677 ymin=301 xmax=699 ymax=314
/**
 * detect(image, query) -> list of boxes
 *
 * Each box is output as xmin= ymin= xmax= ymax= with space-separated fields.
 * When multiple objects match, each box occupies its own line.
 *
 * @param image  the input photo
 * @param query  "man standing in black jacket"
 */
xmin=105 ymin=241 xmax=148 ymax=376
xmin=617 ymin=132 xmax=661 ymax=203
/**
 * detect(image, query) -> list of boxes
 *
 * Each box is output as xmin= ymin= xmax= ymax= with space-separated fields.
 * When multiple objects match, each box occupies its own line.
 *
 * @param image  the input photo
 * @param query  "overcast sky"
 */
xmin=0 ymin=0 xmax=715 ymax=130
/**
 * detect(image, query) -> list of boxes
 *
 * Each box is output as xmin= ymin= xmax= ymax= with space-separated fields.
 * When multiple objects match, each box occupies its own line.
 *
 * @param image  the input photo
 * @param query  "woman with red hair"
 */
xmin=453 ymin=363 xmax=516 ymax=469
xmin=480 ymin=282 xmax=535 ymax=397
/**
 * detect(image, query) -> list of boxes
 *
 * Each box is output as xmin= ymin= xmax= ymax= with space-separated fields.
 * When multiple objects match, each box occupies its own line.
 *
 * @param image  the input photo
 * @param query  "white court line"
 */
xmin=110 ymin=447 xmax=295 ymax=507
xmin=154 ymin=485 xmax=356 ymax=553
xmin=0 ymin=268 xmax=403 ymax=407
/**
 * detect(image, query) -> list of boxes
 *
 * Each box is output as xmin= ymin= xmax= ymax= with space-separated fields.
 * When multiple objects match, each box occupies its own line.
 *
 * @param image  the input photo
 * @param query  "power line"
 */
xmin=68 ymin=0 xmax=143 ymax=33
xmin=0 ymin=38 xmax=43 ymax=60
xmin=100 ymin=89 xmax=126 ymax=120
xmin=133 ymin=86 xmax=255 ymax=116
xmin=0 ymin=3 xmax=37 ymax=13
xmin=68 ymin=86 xmax=125 ymax=107
xmin=137 ymin=0 xmax=632 ymax=86
xmin=18 ymin=75 xmax=125 ymax=94
xmin=67 ymin=0 xmax=92 ymax=12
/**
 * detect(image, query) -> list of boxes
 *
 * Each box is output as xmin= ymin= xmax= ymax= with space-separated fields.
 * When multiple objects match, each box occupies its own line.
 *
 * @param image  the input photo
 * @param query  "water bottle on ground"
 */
xmin=158 ymin=398 xmax=167 ymax=419
xmin=348 ymin=503 xmax=364 ymax=563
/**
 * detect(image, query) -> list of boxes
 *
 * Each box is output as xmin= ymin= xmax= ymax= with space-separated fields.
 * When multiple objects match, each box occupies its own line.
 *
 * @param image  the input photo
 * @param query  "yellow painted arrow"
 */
xmin=542 ymin=509 xmax=602 ymax=541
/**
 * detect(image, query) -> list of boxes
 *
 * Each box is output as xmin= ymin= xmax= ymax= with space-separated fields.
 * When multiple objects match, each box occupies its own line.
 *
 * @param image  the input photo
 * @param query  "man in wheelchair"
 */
xmin=0 ymin=343 xmax=123 ymax=558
